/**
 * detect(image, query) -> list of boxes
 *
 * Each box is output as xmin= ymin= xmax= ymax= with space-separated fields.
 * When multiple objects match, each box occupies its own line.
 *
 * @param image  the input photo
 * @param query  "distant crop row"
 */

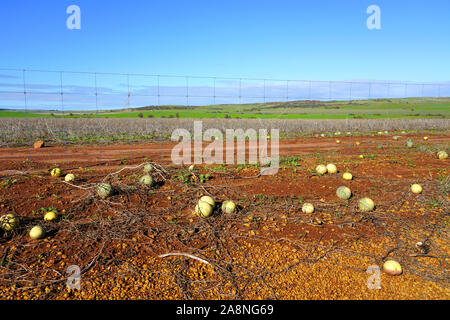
xmin=0 ymin=118 xmax=448 ymax=145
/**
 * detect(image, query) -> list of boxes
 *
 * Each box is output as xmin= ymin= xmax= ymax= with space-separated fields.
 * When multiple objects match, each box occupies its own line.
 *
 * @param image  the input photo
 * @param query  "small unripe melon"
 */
xmin=358 ymin=155 xmax=364 ymax=159
xmin=195 ymin=200 xmax=213 ymax=218
xmin=302 ymin=203 xmax=315 ymax=214
xmin=143 ymin=164 xmax=153 ymax=173
xmin=199 ymin=196 xmax=215 ymax=207
xmin=44 ymin=211 xmax=58 ymax=221
xmin=406 ymin=138 xmax=413 ymax=148
xmin=29 ymin=226 xmax=45 ymax=240
xmin=326 ymin=164 xmax=337 ymax=174
xmin=51 ymin=168 xmax=61 ymax=177
xmin=0 ymin=213 xmax=19 ymax=231
xmin=315 ymin=165 xmax=327 ymax=176
xmin=139 ymin=174 xmax=155 ymax=186
xmin=64 ymin=174 xmax=75 ymax=182
xmin=437 ymin=151 xmax=448 ymax=160
xmin=343 ymin=172 xmax=353 ymax=180
xmin=359 ymin=197 xmax=375 ymax=212
xmin=336 ymin=186 xmax=352 ymax=200
xmin=383 ymin=260 xmax=402 ymax=276
xmin=221 ymin=200 xmax=236 ymax=214
xmin=410 ymin=184 xmax=422 ymax=194
xmin=97 ymin=182 xmax=113 ymax=198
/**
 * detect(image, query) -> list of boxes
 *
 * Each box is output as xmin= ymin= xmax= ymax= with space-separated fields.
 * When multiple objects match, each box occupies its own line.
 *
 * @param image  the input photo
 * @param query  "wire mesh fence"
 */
xmin=0 ymin=67 xmax=449 ymax=152
xmin=1 ymin=68 xmax=449 ymax=109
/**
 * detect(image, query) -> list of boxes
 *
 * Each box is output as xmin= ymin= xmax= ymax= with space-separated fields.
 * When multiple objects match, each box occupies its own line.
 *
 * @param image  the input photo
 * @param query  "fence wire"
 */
xmin=0 ymin=68 xmax=449 ymax=148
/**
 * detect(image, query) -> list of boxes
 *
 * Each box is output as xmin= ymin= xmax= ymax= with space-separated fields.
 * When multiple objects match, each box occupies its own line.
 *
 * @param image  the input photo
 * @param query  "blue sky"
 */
xmin=0 ymin=0 xmax=449 ymax=109
xmin=1 ymin=0 xmax=449 ymax=81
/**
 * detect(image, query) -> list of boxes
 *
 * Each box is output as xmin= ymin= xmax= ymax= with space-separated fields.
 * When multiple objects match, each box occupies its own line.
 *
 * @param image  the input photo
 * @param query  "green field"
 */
xmin=1 ymin=97 xmax=449 ymax=119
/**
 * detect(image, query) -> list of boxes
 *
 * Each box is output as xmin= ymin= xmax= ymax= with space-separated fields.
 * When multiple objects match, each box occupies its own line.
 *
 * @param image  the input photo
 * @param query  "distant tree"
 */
xmin=147 ymin=114 xmax=154 ymax=118
xmin=138 ymin=112 xmax=144 ymax=118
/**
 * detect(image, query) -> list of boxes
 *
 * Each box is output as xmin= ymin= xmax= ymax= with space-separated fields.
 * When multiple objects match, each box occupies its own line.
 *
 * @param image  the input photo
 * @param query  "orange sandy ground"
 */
xmin=0 ymin=133 xmax=449 ymax=299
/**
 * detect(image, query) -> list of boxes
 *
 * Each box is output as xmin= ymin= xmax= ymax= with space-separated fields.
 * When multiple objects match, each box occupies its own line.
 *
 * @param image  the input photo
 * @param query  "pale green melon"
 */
xmin=64 ymin=173 xmax=75 ymax=182
xmin=0 ymin=214 xmax=19 ymax=231
xmin=29 ymin=226 xmax=45 ymax=240
xmin=410 ymin=184 xmax=422 ymax=194
xmin=326 ymin=164 xmax=338 ymax=174
xmin=302 ymin=203 xmax=315 ymax=214
xmin=406 ymin=138 xmax=413 ymax=148
xmin=200 ymin=196 xmax=215 ymax=207
xmin=336 ymin=186 xmax=352 ymax=200
xmin=139 ymin=174 xmax=155 ymax=186
xmin=143 ymin=164 xmax=154 ymax=173
xmin=359 ymin=197 xmax=375 ymax=212
xmin=195 ymin=200 xmax=213 ymax=218
xmin=221 ymin=200 xmax=236 ymax=214
xmin=97 ymin=182 xmax=113 ymax=198
xmin=315 ymin=165 xmax=327 ymax=176
xmin=437 ymin=151 xmax=448 ymax=160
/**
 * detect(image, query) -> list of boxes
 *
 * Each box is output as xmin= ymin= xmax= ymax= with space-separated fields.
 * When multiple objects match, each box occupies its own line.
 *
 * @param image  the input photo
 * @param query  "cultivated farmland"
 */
xmin=0 ymin=127 xmax=449 ymax=299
